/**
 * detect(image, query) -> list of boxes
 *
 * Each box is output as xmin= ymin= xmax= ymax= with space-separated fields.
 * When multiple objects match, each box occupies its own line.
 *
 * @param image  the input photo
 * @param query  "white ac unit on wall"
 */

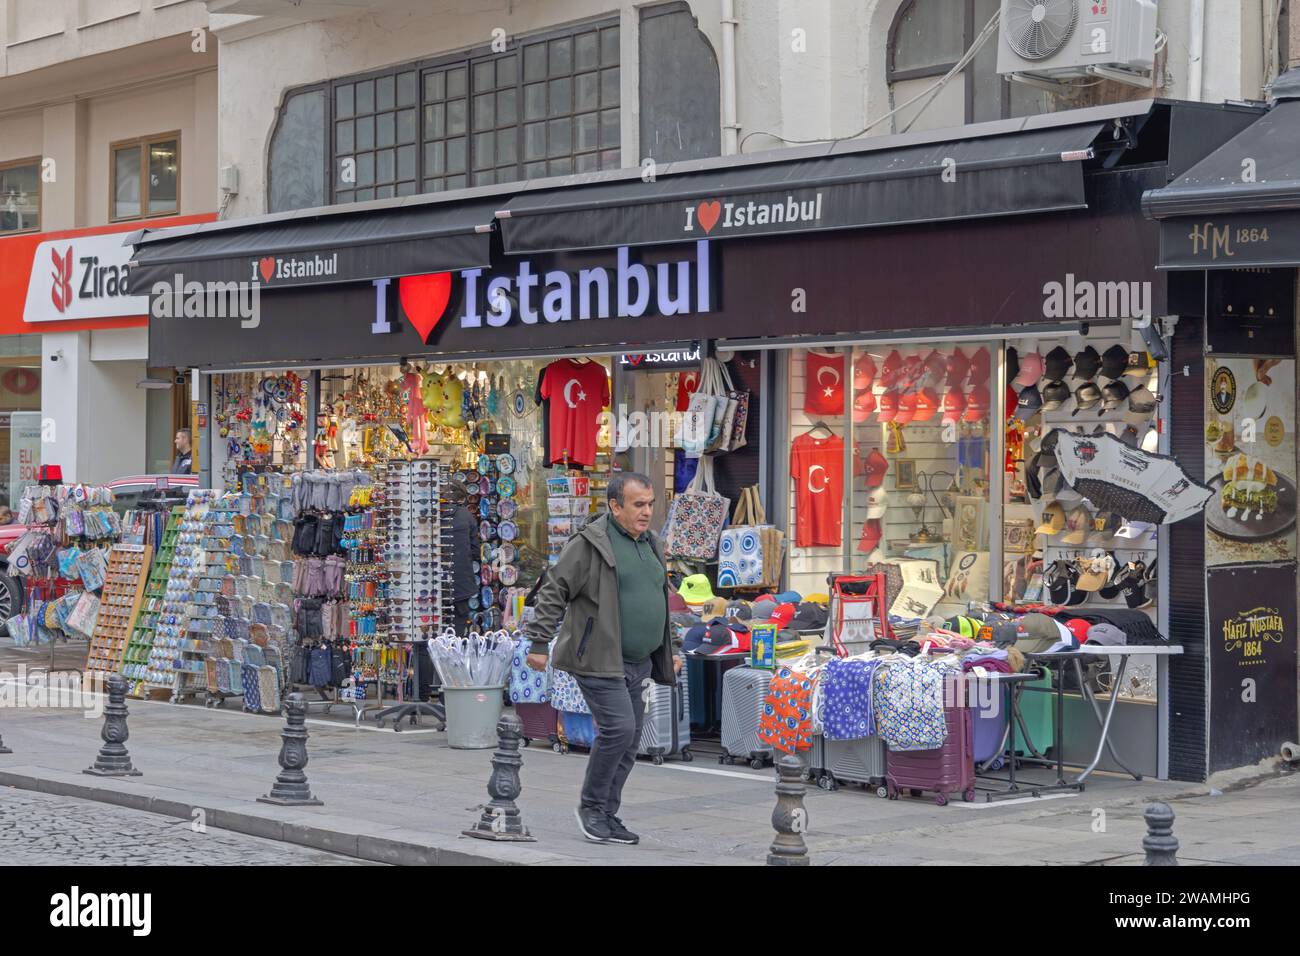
xmin=997 ymin=0 xmax=1158 ymax=87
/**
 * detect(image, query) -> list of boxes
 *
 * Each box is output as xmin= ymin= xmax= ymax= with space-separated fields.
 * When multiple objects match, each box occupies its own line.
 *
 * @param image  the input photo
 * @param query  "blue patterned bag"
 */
xmin=509 ymin=637 xmax=549 ymax=703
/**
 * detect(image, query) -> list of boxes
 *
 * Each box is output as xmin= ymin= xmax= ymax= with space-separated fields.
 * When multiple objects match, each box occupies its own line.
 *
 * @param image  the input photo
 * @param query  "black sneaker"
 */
xmin=574 ymin=807 xmax=612 ymax=843
xmin=605 ymin=815 xmax=640 ymax=845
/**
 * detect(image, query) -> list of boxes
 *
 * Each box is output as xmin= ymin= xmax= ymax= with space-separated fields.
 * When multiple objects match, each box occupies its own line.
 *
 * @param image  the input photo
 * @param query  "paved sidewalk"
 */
xmin=3 ymin=674 xmax=1294 ymax=866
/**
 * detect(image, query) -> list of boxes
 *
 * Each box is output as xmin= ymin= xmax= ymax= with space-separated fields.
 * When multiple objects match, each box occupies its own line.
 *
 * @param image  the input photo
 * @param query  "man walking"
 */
xmin=526 ymin=472 xmax=682 ymax=845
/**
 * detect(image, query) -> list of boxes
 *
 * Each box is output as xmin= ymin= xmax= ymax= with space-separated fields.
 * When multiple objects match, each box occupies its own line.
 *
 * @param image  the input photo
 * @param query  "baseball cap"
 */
xmin=1041 ymin=380 xmax=1070 ymax=411
xmin=1046 ymin=561 xmax=1079 ymax=605
xmin=963 ymin=385 xmax=990 ymax=423
xmin=921 ymin=350 xmax=948 ymax=388
xmin=879 ymin=350 xmax=903 ymax=389
xmin=1117 ymin=424 xmax=1141 ymax=448
xmin=793 ymin=602 xmax=828 ymax=632
xmin=1035 ymin=501 xmax=1067 ymax=535
xmin=1040 ymin=468 xmax=1065 ymax=498
xmin=1126 ymin=384 xmax=1157 ymax=424
xmin=946 ymin=349 xmax=970 ymax=387
xmin=861 ymin=448 xmax=889 ymax=487
xmin=678 ymin=574 xmax=715 ymax=605
xmin=1087 ymin=622 xmax=1128 ymax=646
xmin=945 ymin=615 xmax=983 ymax=638
xmin=1015 ymin=613 xmax=1062 ymax=653
xmin=1124 ymin=351 xmax=1153 ymax=379
xmin=1102 ymin=379 xmax=1131 ymax=411
xmin=1040 ymin=428 xmax=1061 ymax=454
xmin=753 ymin=593 xmax=777 ymax=606
xmin=1011 ymin=384 xmax=1043 ymax=423
xmin=701 ymin=596 xmax=730 ymax=619
xmin=900 ymin=354 xmax=924 ymax=388
xmin=1044 ymin=346 xmax=1073 ymax=381
xmin=668 ymin=591 xmax=690 ymax=613
xmin=1142 ymin=425 xmax=1159 ymax=452
xmin=853 ymin=352 xmax=877 ymax=390
xmin=941 ymin=388 xmax=966 ymax=424
xmin=682 ymin=622 xmax=712 ymax=654
xmin=913 ymin=388 xmax=939 ymax=422
xmin=1014 ymin=351 xmax=1045 ymax=388
xmin=775 ymin=590 xmax=801 ymax=604
xmin=895 ymin=390 xmax=918 ymax=424
xmin=877 ymin=389 xmax=899 ymax=422
xmin=857 ymin=517 xmax=884 ymax=554
xmin=804 ymin=592 xmax=830 ymax=605
xmin=852 ymin=388 xmax=877 ymax=423
xmin=1075 ymin=553 xmax=1114 ymax=591
xmin=769 ymin=602 xmax=797 ymax=630
xmin=697 ymin=619 xmax=748 ymax=655
xmin=1114 ymin=519 xmax=1155 ymax=541
xmin=1063 ymin=618 xmax=1093 ymax=644
xmin=1101 ymin=344 xmax=1130 ymax=380
xmin=1073 ymin=346 xmax=1102 ymax=381
xmin=749 ymin=601 xmax=775 ymax=624
xmin=866 ymin=488 xmax=888 ymax=519
xmin=1072 ymin=381 xmax=1103 ymax=415
xmin=1061 ymin=506 xmax=1093 ymax=545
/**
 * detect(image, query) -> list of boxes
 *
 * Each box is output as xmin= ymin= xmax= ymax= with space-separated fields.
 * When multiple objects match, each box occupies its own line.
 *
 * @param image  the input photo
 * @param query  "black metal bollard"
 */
xmin=767 ymin=753 xmax=810 ymax=866
xmin=84 ymin=674 xmax=141 ymax=777
xmin=257 ymin=693 xmax=323 ymax=806
xmin=464 ymin=713 xmax=536 ymax=842
xmin=1142 ymin=801 xmax=1179 ymax=866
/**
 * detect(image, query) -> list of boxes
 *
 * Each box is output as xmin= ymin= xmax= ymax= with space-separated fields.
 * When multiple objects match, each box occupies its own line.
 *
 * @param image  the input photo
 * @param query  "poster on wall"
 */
xmin=8 ymin=411 xmax=41 ymax=506
xmin=1203 ymin=357 xmax=1296 ymax=567
xmin=1207 ymin=563 xmax=1299 ymax=772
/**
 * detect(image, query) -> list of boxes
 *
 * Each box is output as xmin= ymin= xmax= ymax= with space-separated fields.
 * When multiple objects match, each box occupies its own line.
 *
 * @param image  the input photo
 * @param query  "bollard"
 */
xmin=84 ymin=674 xmax=141 ymax=777
xmin=257 ymin=693 xmax=323 ymax=806
xmin=463 ymin=713 xmax=536 ymax=842
xmin=1142 ymin=801 xmax=1179 ymax=866
xmin=767 ymin=752 xmax=810 ymax=866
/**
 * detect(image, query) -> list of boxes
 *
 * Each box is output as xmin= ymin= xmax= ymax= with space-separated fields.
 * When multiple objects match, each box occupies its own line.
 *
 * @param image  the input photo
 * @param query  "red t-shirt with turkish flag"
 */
xmin=540 ymin=358 xmax=609 ymax=466
xmin=676 ymin=369 xmax=701 ymax=412
xmin=790 ymin=432 xmax=844 ymax=547
xmin=804 ymin=351 xmax=846 ymax=416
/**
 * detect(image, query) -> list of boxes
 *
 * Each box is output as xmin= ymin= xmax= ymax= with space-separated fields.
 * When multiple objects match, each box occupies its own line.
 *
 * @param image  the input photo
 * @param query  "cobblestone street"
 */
xmin=0 ymin=787 xmax=379 ymax=866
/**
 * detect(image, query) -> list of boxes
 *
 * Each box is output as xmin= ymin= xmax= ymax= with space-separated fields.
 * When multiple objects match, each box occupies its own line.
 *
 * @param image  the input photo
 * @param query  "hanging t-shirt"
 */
xmin=675 ymin=369 xmax=701 ymax=412
xmin=790 ymin=432 xmax=844 ymax=548
xmin=539 ymin=358 xmax=610 ymax=467
xmin=804 ymin=351 xmax=846 ymax=417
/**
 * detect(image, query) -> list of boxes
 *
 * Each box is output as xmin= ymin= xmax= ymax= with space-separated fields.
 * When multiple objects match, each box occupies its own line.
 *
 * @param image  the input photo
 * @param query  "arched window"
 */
xmin=886 ymin=0 xmax=1048 ymax=132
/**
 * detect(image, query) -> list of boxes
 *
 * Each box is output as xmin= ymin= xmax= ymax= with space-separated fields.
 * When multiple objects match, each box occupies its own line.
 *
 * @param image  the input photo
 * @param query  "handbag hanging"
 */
xmin=662 ymin=455 xmax=730 ymax=561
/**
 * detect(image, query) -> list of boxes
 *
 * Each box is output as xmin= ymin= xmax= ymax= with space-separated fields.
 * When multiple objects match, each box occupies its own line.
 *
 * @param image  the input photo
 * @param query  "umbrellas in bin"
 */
xmin=427 ymin=629 xmax=515 ymax=688
xmin=1048 ymin=428 xmax=1212 ymax=524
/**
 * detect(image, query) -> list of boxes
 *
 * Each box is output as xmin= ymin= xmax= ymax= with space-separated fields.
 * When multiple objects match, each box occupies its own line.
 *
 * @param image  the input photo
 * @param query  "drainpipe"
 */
xmin=721 ymin=0 xmax=739 ymax=154
xmin=1188 ymin=0 xmax=1205 ymax=100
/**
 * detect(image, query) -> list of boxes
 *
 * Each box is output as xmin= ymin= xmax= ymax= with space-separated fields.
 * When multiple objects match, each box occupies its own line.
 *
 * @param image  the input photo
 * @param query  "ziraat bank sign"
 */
xmin=372 ymin=240 xmax=714 ymax=343
xmin=24 ymin=233 xmax=143 ymax=322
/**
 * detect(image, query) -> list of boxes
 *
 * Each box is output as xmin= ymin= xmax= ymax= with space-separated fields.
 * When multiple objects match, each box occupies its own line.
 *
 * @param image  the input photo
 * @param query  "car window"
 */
xmin=112 ymin=492 xmax=142 ymax=517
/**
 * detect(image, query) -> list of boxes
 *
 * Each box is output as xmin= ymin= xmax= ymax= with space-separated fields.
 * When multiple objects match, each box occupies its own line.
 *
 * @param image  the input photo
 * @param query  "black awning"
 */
xmin=1143 ymin=97 xmax=1300 ymax=269
xmin=496 ymin=122 xmax=1108 ymax=254
xmin=127 ymin=197 xmax=498 ymax=293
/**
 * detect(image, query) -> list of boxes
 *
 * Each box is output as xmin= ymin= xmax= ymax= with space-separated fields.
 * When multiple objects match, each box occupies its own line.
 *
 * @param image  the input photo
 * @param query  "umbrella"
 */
xmin=1048 ymin=428 xmax=1212 ymax=524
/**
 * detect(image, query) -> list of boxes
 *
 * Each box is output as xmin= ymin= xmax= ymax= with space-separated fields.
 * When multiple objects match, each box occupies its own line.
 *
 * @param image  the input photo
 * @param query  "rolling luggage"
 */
xmin=639 ymin=678 xmax=693 ymax=764
xmin=971 ymin=675 xmax=1010 ymax=769
xmin=886 ymin=704 xmax=975 ymax=806
xmin=720 ymin=665 xmax=775 ymax=768
xmin=810 ymin=733 xmax=888 ymax=795
xmin=515 ymin=701 xmax=560 ymax=746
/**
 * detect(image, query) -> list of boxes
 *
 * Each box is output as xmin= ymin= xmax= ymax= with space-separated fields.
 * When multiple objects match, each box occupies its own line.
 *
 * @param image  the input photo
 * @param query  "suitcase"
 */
xmin=810 ymin=733 xmax=888 ymax=795
xmin=556 ymin=710 xmax=596 ymax=753
xmin=971 ymin=675 xmax=1010 ymax=769
xmin=638 ymin=679 xmax=693 ymax=764
xmin=1013 ymin=669 xmax=1055 ymax=757
xmin=515 ymin=700 xmax=560 ymax=746
xmin=886 ymin=705 xmax=975 ymax=806
xmin=720 ymin=665 xmax=775 ymax=768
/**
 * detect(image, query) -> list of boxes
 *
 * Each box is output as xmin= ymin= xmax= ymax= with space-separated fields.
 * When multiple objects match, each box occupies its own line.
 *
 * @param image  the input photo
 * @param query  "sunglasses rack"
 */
xmin=143 ymin=489 xmax=220 ymax=700
xmin=83 ymin=543 xmax=153 ymax=678
xmin=120 ymin=506 xmax=185 ymax=697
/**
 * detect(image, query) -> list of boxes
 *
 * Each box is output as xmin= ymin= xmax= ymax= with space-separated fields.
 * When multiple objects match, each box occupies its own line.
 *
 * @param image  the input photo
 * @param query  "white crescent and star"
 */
xmin=562 ymin=378 xmax=587 ymax=409
xmin=807 ymin=464 xmax=829 ymax=494
xmin=817 ymin=364 xmax=840 ymax=398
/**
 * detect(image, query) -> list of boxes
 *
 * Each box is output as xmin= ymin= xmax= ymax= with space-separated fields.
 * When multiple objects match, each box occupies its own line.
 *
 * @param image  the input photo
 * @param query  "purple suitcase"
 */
xmin=972 ymin=682 xmax=1009 ymax=768
xmin=515 ymin=701 xmax=560 ymax=745
xmin=886 ymin=705 xmax=975 ymax=806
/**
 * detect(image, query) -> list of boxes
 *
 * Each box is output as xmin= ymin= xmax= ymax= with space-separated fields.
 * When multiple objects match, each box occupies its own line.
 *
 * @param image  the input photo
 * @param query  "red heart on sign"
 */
xmin=628 ymin=354 xmax=644 ymax=366
xmin=697 ymin=200 xmax=721 ymax=234
xmin=399 ymin=272 xmax=453 ymax=343
xmin=258 ymin=257 xmax=276 ymax=283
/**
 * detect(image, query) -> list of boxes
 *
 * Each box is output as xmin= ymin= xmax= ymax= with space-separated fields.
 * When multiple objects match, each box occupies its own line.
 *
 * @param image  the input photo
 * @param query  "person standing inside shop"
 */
xmin=526 ymin=472 xmax=682 ymax=846
xmin=171 ymin=429 xmax=193 ymax=474
xmin=446 ymin=480 xmax=480 ymax=638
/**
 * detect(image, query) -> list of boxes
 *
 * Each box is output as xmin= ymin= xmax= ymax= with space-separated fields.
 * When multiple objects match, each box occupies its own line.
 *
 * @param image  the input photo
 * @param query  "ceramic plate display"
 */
xmin=497 ymin=498 xmax=517 ymax=520
xmin=498 ymin=520 xmax=518 ymax=541
xmin=497 ymin=453 xmax=515 ymax=475
xmin=496 ymin=475 xmax=517 ymax=498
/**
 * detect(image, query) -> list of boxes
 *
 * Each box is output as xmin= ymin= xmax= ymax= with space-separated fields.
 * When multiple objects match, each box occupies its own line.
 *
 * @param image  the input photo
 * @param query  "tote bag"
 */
xmin=717 ymin=486 xmax=772 ymax=587
xmin=663 ymin=456 xmax=730 ymax=561
xmin=681 ymin=362 xmax=720 ymax=459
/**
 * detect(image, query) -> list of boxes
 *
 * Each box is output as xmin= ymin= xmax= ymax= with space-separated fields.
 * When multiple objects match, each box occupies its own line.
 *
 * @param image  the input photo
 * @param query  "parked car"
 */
xmin=0 ymin=474 xmax=200 ymax=624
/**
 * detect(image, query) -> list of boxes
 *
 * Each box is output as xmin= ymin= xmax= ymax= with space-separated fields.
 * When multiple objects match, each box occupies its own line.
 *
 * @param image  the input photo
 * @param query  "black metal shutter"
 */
xmin=1168 ymin=313 xmax=1209 ymax=782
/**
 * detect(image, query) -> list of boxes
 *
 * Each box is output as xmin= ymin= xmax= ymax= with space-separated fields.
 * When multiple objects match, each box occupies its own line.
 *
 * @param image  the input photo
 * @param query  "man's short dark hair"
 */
xmin=608 ymin=472 xmax=654 ymax=506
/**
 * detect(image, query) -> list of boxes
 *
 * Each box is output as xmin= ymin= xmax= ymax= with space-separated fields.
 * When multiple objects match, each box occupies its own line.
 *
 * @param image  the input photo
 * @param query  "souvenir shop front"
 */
xmin=129 ymin=99 xmax=1252 ymax=780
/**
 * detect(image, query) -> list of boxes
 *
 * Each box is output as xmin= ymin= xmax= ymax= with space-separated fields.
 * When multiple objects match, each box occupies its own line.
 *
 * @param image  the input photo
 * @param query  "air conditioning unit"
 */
xmin=997 ymin=0 xmax=1158 ymax=87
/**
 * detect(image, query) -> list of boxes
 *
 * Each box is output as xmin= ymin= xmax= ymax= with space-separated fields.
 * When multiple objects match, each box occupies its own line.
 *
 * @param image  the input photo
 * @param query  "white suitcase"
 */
xmin=720 ymin=665 xmax=775 ymax=768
